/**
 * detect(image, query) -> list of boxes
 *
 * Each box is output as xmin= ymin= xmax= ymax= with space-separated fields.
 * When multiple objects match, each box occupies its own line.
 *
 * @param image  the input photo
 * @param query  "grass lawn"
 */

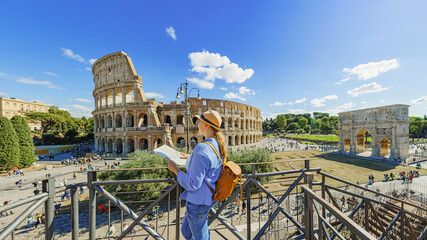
xmin=271 ymin=150 xmax=426 ymax=186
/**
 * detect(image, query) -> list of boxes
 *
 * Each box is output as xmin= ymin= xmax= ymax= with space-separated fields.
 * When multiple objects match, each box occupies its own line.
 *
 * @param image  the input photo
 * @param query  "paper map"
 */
xmin=154 ymin=145 xmax=188 ymax=167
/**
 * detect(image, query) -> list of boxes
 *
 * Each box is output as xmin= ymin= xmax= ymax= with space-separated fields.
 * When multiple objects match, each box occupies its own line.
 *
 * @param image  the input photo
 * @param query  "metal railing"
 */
xmin=1 ymin=158 xmax=426 ymax=240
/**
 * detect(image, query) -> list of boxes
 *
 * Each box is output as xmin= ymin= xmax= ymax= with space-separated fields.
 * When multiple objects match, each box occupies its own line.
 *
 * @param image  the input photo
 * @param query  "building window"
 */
xmin=13 ymin=103 xmax=16 ymax=106
xmin=6 ymin=102 xmax=9 ymax=104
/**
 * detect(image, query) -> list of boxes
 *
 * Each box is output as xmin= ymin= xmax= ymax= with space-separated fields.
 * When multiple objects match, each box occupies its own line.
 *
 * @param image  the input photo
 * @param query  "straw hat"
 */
xmin=195 ymin=110 xmax=222 ymax=132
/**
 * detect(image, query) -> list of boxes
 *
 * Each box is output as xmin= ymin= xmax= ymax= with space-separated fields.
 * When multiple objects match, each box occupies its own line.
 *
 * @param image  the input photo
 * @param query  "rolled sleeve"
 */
xmin=177 ymin=151 xmax=211 ymax=192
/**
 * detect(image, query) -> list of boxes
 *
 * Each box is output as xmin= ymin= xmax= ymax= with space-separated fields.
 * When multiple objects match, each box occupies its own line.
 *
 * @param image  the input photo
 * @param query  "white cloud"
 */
xmin=238 ymin=86 xmax=255 ymax=95
xmin=347 ymin=82 xmax=388 ymax=97
xmin=270 ymin=101 xmax=287 ymax=106
xmin=343 ymin=59 xmax=399 ymax=81
xmin=287 ymin=108 xmax=306 ymax=114
xmin=74 ymin=98 xmax=92 ymax=103
xmin=16 ymin=77 xmax=63 ymax=90
xmin=334 ymin=77 xmax=350 ymax=85
xmin=220 ymin=87 xmax=227 ymax=91
xmin=0 ymin=72 xmax=14 ymax=79
xmin=145 ymin=92 xmax=164 ymax=99
xmin=310 ymin=95 xmax=338 ymax=107
xmin=188 ymin=50 xmax=254 ymax=88
xmin=187 ymin=78 xmax=214 ymax=89
xmin=61 ymin=48 xmax=85 ymax=63
xmin=85 ymin=67 xmax=92 ymax=71
xmin=66 ymin=104 xmax=93 ymax=118
xmin=262 ymin=112 xmax=280 ymax=120
xmin=323 ymin=102 xmax=356 ymax=115
xmin=166 ymin=26 xmax=177 ymax=40
xmin=360 ymin=101 xmax=367 ymax=104
xmin=61 ymin=48 xmax=95 ymax=65
xmin=0 ymin=92 xmax=7 ymax=96
xmin=379 ymin=100 xmax=386 ymax=103
xmin=44 ymin=72 xmax=58 ymax=77
xmin=411 ymin=96 xmax=427 ymax=104
xmin=288 ymin=98 xmax=307 ymax=105
xmin=224 ymin=92 xmax=246 ymax=101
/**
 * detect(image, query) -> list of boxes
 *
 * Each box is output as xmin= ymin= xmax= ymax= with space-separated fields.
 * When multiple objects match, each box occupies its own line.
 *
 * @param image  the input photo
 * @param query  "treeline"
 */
xmin=409 ymin=116 xmax=427 ymax=139
xmin=25 ymin=106 xmax=94 ymax=145
xmin=263 ymin=112 xmax=338 ymax=134
xmin=0 ymin=116 xmax=35 ymax=170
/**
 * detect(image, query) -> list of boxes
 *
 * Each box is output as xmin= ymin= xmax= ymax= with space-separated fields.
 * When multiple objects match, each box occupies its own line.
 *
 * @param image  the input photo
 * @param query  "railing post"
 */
xmin=175 ymin=177 xmax=180 ymax=240
xmin=304 ymin=160 xmax=310 ymax=184
xmin=304 ymin=174 xmax=314 ymax=240
xmin=43 ymin=178 xmax=55 ymax=240
xmin=71 ymin=185 xmax=79 ymax=240
xmin=321 ymin=175 xmax=326 ymax=240
xmin=247 ymin=164 xmax=255 ymax=239
xmin=88 ymin=171 xmax=97 ymax=240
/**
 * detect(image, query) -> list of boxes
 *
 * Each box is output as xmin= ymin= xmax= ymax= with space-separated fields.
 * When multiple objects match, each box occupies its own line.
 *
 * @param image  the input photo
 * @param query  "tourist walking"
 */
xmin=167 ymin=110 xmax=224 ymax=240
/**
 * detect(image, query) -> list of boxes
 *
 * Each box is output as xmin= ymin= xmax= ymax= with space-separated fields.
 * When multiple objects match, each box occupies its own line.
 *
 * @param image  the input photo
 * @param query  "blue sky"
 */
xmin=0 ymin=0 xmax=426 ymax=118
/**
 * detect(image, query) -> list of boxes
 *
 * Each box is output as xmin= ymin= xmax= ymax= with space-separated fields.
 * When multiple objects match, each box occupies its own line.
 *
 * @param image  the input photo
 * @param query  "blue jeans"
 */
xmin=182 ymin=201 xmax=217 ymax=240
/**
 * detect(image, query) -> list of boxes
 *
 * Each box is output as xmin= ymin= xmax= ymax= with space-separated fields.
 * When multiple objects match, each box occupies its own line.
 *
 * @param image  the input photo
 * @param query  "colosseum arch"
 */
xmin=153 ymin=138 xmax=163 ymax=149
xmin=116 ymin=138 xmax=123 ymax=153
xmin=228 ymin=118 xmax=232 ymax=129
xmin=139 ymin=138 xmax=148 ymax=150
xmin=107 ymin=115 xmax=113 ymax=128
xmin=107 ymin=139 xmax=113 ymax=153
xmin=127 ymin=138 xmax=134 ymax=153
xmin=115 ymin=89 xmax=123 ymax=105
xmin=228 ymin=136 xmax=233 ymax=146
xmin=115 ymin=114 xmax=122 ymax=128
xmin=338 ymin=105 xmax=409 ymax=161
xmin=138 ymin=113 xmax=148 ymax=127
xmin=176 ymin=114 xmax=184 ymax=125
xmin=220 ymin=117 xmax=225 ymax=129
xmin=235 ymin=135 xmax=239 ymax=145
xmin=126 ymin=113 xmax=134 ymax=127
xmin=107 ymin=90 xmax=113 ymax=106
xmin=165 ymin=115 xmax=172 ymax=125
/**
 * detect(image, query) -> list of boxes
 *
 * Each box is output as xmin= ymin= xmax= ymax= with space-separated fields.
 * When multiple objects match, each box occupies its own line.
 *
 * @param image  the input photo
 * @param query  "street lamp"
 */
xmin=176 ymin=79 xmax=201 ymax=153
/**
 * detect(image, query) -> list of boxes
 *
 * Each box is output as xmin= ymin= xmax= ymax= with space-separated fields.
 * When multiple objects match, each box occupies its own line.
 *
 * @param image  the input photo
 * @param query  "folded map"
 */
xmin=154 ymin=145 xmax=188 ymax=167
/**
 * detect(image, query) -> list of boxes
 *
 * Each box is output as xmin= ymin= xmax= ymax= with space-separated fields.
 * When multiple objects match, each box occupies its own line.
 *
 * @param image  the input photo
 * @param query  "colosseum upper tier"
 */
xmin=92 ymin=51 xmax=263 ymax=154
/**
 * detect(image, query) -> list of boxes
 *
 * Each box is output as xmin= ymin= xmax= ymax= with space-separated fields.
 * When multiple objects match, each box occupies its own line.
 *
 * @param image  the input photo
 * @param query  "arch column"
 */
xmin=122 ymin=136 xmax=127 ymax=154
xmin=94 ymin=136 xmax=98 ymax=151
xmin=133 ymin=110 xmax=137 ymax=127
xmin=112 ymin=137 xmax=116 ymax=152
xmin=133 ymin=135 xmax=138 ymax=152
xmin=113 ymin=88 xmax=116 ymax=106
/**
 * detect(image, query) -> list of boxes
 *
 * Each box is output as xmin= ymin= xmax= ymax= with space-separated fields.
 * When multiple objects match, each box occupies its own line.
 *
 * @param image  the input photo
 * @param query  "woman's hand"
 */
xmin=167 ymin=158 xmax=180 ymax=175
xmin=179 ymin=152 xmax=189 ymax=159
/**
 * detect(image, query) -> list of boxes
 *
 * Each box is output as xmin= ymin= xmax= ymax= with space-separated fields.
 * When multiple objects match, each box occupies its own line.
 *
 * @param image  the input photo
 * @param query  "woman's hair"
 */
xmin=213 ymin=129 xmax=227 ymax=160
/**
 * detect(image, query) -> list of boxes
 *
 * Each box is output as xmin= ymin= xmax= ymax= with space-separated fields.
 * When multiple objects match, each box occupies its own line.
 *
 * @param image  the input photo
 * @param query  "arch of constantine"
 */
xmin=91 ymin=51 xmax=263 ymax=154
xmin=338 ymin=105 xmax=410 ymax=161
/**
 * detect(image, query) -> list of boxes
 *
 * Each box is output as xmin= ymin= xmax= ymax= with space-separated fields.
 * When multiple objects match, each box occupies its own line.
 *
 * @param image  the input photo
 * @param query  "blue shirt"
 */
xmin=177 ymin=138 xmax=222 ymax=206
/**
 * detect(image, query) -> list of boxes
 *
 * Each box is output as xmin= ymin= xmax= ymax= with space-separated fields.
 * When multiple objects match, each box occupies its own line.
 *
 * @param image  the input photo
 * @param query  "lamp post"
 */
xmin=176 ymin=79 xmax=200 ymax=153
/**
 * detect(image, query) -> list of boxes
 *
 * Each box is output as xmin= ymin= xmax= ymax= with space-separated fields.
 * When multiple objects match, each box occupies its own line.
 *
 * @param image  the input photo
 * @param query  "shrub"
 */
xmin=228 ymin=148 xmax=274 ymax=182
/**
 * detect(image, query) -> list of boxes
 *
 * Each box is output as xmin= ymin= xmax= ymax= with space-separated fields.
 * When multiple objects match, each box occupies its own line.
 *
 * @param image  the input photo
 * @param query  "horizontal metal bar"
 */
xmin=0 ymin=193 xmax=48 ymax=214
xmin=320 ymin=171 xmax=427 ymax=212
xmin=242 ymin=167 xmax=321 ymax=178
xmin=93 ymin=178 xmax=175 ymax=186
xmin=0 ymin=196 xmax=47 ymax=239
xmin=302 ymin=186 xmax=376 ymax=240
xmin=325 ymin=185 xmax=427 ymax=221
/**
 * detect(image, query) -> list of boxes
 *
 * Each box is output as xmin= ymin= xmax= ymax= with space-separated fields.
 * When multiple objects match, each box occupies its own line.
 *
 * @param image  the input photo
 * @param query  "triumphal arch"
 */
xmin=91 ymin=51 xmax=263 ymax=153
xmin=338 ymin=105 xmax=409 ymax=160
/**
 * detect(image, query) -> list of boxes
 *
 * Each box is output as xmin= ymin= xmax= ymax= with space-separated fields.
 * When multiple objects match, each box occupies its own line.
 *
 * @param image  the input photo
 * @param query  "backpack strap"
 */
xmin=202 ymin=141 xmax=225 ymax=165
xmin=201 ymin=141 xmax=223 ymax=195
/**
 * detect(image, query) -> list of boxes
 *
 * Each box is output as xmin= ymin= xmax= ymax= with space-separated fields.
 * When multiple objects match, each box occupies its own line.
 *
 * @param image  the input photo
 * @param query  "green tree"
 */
xmin=288 ymin=122 xmax=298 ymax=131
xmin=298 ymin=117 xmax=308 ymax=129
xmin=0 ymin=117 xmax=20 ymax=170
xmin=25 ymin=112 xmax=65 ymax=142
xmin=276 ymin=114 xmax=287 ymax=131
xmin=48 ymin=106 xmax=71 ymax=119
xmin=304 ymin=125 xmax=311 ymax=133
xmin=10 ymin=115 xmax=35 ymax=167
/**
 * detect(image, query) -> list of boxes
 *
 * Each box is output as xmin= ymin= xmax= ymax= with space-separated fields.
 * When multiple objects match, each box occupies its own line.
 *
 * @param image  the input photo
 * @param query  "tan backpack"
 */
xmin=203 ymin=142 xmax=242 ymax=202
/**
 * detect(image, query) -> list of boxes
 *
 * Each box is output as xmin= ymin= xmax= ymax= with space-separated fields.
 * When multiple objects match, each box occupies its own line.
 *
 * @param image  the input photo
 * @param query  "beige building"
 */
xmin=0 ymin=97 xmax=50 ymax=131
xmin=92 ymin=52 xmax=263 ymax=153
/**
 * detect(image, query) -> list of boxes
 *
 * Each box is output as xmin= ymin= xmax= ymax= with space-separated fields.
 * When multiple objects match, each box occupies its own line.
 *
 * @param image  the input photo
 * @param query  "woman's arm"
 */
xmin=176 ymin=151 xmax=211 ymax=192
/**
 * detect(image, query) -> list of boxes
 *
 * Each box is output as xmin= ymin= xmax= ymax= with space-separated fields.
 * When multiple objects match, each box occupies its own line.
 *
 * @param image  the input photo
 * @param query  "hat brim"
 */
xmin=195 ymin=115 xmax=222 ymax=132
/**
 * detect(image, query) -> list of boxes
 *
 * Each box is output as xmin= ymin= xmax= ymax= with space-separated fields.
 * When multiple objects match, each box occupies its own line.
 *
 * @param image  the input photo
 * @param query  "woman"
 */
xmin=167 ymin=110 xmax=225 ymax=240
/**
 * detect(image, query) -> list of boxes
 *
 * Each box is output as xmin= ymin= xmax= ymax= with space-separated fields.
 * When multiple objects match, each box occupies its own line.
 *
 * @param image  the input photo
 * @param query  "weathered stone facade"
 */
xmin=338 ymin=104 xmax=410 ymax=160
xmin=92 ymin=52 xmax=263 ymax=153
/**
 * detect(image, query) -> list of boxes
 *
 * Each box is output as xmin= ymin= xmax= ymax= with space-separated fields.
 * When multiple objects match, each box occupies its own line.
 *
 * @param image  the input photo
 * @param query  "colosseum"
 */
xmin=92 ymin=51 xmax=263 ymax=154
